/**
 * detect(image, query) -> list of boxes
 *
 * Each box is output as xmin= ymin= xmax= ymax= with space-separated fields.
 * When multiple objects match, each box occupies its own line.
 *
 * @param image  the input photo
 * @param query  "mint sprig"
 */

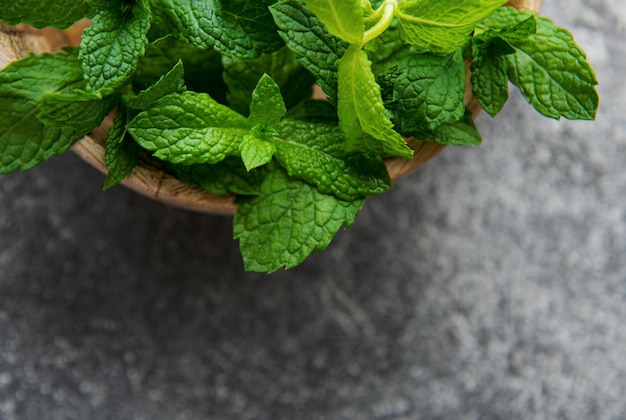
xmin=0 ymin=1 xmax=600 ymax=272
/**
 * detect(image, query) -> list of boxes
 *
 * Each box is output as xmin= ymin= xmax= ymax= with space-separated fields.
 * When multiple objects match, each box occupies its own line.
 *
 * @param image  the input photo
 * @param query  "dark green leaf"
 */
xmin=270 ymin=0 xmax=348 ymax=104
xmin=379 ymin=49 xmax=466 ymax=133
xmin=104 ymin=105 xmax=140 ymax=190
xmin=222 ymin=47 xmax=314 ymax=115
xmin=0 ymin=0 xmax=93 ymax=29
xmin=150 ymin=0 xmax=283 ymax=58
xmin=273 ymin=118 xmax=391 ymax=200
xmin=165 ymin=157 xmax=266 ymax=196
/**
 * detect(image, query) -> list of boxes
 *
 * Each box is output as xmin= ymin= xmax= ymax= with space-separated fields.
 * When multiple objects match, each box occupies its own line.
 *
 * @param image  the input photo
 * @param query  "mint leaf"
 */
xmin=241 ymin=135 xmax=276 ymax=171
xmin=0 ymin=0 xmax=93 ymax=29
xmin=414 ymin=110 xmax=482 ymax=147
xmin=222 ymin=47 xmax=314 ymax=115
xmin=134 ymin=36 xmax=226 ymax=100
xmin=485 ymin=8 xmax=598 ymax=120
xmin=396 ymin=0 xmax=508 ymax=53
xmin=150 ymin=0 xmax=282 ymax=58
xmin=471 ymin=54 xmax=509 ymax=117
xmin=337 ymin=44 xmax=412 ymax=158
xmin=127 ymin=91 xmax=250 ymax=164
xmin=248 ymin=74 xmax=287 ymax=127
xmin=165 ymin=157 xmax=266 ymax=196
xmin=283 ymin=99 xmax=339 ymax=125
xmin=125 ymin=60 xmax=185 ymax=110
xmin=104 ymin=105 xmax=140 ymax=190
xmin=37 ymin=89 xmax=117 ymax=133
xmin=379 ymin=49 xmax=466 ymax=133
xmin=270 ymin=0 xmax=348 ymax=103
xmin=233 ymin=168 xmax=364 ymax=273
xmin=0 ymin=51 xmax=88 ymax=174
xmin=470 ymin=14 xmax=538 ymax=116
xmin=273 ymin=118 xmax=391 ymax=200
xmin=302 ymin=0 xmax=365 ymax=44
xmin=79 ymin=2 xmax=151 ymax=95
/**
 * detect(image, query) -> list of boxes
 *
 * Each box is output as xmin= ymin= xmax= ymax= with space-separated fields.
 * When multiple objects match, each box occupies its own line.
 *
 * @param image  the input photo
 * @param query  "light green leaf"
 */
xmin=241 ymin=135 xmax=276 ymax=171
xmin=270 ymin=0 xmax=348 ymax=103
xmin=337 ymin=44 xmax=413 ymax=158
xmin=127 ymin=91 xmax=250 ymax=164
xmin=379 ymin=49 xmax=466 ymax=133
xmin=248 ymin=74 xmax=287 ymax=127
xmin=104 ymin=105 xmax=140 ymax=190
xmin=222 ymin=47 xmax=314 ymax=115
xmin=302 ymin=0 xmax=365 ymax=44
xmin=0 ymin=0 xmax=93 ymax=29
xmin=0 ymin=51 xmax=88 ymax=174
xmin=273 ymin=118 xmax=391 ymax=200
xmin=233 ymin=168 xmax=364 ymax=273
xmin=150 ymin=0 xmax=283 ymax=58
xmin=79 ymin=2 xmax=151 ymax=95
xmin=125 ymin=60 xmax=186 ymax=110
xmin=396 ymin=0 xmax=508 ymax=53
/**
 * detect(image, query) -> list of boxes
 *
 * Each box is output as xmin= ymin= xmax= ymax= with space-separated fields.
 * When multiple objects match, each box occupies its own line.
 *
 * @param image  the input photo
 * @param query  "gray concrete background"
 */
xmin=1 ymin=0 xmax=625 ymax=419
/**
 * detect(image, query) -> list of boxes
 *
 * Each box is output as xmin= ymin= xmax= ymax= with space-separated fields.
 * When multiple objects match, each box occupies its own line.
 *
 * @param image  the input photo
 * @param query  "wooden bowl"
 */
xmin=0 ymin=0 xmax=543 ymax=215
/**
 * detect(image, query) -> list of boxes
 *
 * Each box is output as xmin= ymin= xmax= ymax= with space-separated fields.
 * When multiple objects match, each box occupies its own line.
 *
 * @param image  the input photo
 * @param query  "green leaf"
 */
xmin=134 ymin=35 xmax=226 ymax=100
xmin=0 ymin=0 xmax=93 ymax=29
xmin=470 ymin=13 xmax=539 ymax=117
xmin=283 ymin=99 xmax=339 ymax=125
xmin=379 ymin=49 xmax=466 ymax=133
xmin=0 ymin=51 xmax=88 ymax=174
xmin=395 ymin=0 xmax=508 ymax=53
xmin=79 ymin=2 xmax=151 ymax=95
xmin=270 ymin=0 xmax=348 ymax=104
xmin=248 ymin=74 xmax=287 ymax=127
xmin=302 ymin=0 xmax=365 ymax=44
xmin=241 ymin=134 xmax=276 ymax=171
xmin=273 ymin=118 xmax=391 ymax=200
xmin=150 ymin=0 xmax=283 ymax=58
xmin=337 ymin=44 xmax=412 ymax=158
xmin=485 ymin=8 xmax=598 ymax=120
xmin=165 ymin=157 xmax=266 ymax=196
xmin=37 ymin=89 xmax=117 ymax=132
xmin=104 ymin=105 xmax=140 ymax=190
xmin=471 ymin=54 xmax=509 ymax=117
xmin=126 ymin=91 xmax=250 ymax=164
xmin=414 ymin=110 xmax=482 ymax=146
xmin=125 ymin=60 xmax=186 ymax=110
xmin=222 ymin=47 xmax=314 ymax=115
xmin=233 ymin=168 xmax=364 ymax=273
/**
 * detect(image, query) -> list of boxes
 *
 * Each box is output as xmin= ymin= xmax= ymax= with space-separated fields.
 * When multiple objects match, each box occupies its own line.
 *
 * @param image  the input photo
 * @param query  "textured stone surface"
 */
xmin=1 ymin=1 xmax=625 ymax=419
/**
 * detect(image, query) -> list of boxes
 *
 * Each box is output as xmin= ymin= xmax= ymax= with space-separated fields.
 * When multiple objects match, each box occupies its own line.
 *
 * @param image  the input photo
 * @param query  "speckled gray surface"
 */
xmin=1 ymin=1 xmax=625 ymax=419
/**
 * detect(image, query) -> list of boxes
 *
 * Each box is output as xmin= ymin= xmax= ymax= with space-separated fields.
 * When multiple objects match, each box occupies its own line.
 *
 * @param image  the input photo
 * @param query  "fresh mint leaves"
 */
xmin=79 ymin=0 xmax=151 ymax=95
xmin=0 ymin=50 xmax=102 ymax=173
xmin=1 ymin=1 xmax=599 ymax=272
xmin=233 ymin=168 xmax=364 ymax=273
xmin=0 ymin=0 xmax=93 ymax=29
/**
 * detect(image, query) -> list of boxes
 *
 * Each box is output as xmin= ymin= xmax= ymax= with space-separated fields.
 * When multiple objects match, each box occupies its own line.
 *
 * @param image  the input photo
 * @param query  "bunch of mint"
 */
xmin=0 ymin=0 xmax=598 ymax=272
